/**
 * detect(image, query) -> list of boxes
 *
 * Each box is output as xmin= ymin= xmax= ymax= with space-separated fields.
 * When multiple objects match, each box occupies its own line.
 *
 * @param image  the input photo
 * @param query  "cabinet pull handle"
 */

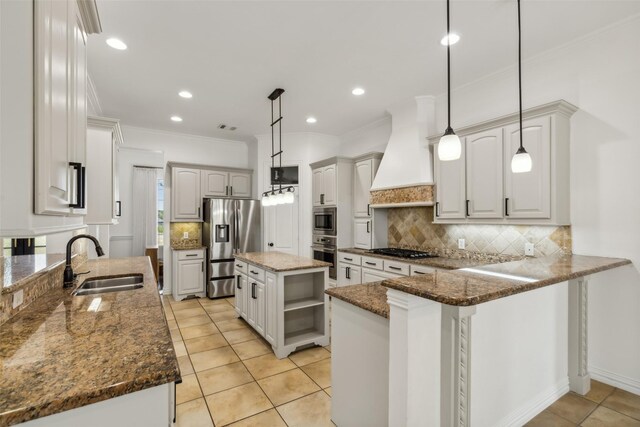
xmin=366 ymin=221 xmax=370 ymax=233
xmin=367 ymin=203 xmax=370 ymax=216
xmin=237 ymin=275 xmax=242 ymax=289
xmin=388 ymin=266 xmax=401 ymax=271
xmin=414 ymin=271 xmax=426 ymax=275
xmin=365 ymin=261 xmax=376 ymax=266
xmin=320 ymin=193 xmax=324 ymax=205
xmin=185 ymin=254 xmax=198 ymax=257
xmin=252 ymin=282 xmax=257 ymax=299
xmin=116 ymin=200 xmax=122 ymax=217
xmin=346 ymin=266 xmax=350 ymax=280
xmin=225 ymin=185 xmax=229 ymax=196
xmin=465 ymin=200 xmax=470 ymax=217
xmin=69 ymin=162 xmax=82 ymax=208
xmin=505 ymin=198 xmax=510 ymax=217
xmin=80 ymin=166 xmax=86 ymax=209
xmin=435 ymin=202 xmax=440 ymax=217
xmin=236 ymin=264 xmax=243 ymax=268
xmin=198 ymin=207 xmax=201 ymax=217
xmin=250 ymin=270 xmax=259 ymax=274
xmin=202 ymin=262 xmax=204 ymax=272
xmin=344 ymin=257 xmax=353 ymax=261
xmin=230 ymin=186 xmax=233 ymax=196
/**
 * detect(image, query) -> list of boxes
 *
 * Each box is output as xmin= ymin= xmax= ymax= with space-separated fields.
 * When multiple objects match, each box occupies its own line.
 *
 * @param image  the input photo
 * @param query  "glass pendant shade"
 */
xmin=276 ymin=192 xmax=286 ymax=205
xmin=261 ymin=194 xmax=272 ymax=207
xmin=511 ymin=147 xmax=532 ymax=173
xmin=284 ymin=191 xmax=295 ymax=204
xmin=438 ymin=129 xmax=462 ymax=161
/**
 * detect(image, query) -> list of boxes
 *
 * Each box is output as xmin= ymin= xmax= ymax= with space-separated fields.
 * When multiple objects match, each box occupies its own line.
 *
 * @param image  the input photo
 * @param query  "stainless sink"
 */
xmin=72 ymin=274 xmax=144 ymax=296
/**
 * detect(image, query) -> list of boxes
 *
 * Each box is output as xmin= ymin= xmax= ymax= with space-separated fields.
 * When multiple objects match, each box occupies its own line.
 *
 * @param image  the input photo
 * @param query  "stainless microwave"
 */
xmin=313 ymin=207 xmax=337 ymax=236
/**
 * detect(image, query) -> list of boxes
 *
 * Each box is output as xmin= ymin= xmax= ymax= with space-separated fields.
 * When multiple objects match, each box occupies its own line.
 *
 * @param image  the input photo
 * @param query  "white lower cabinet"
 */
xmin=235 ymin=262 xmax=329 ymax=358
xmin=172 ymin=249 xmax=206 ymax=301
xmin=362 ymin=268 xmax=403 ymax=283
xmin=337 ymin=263 xmax=362 ymax=287
xmin=338 ymin=251 xmax=441 ymax=286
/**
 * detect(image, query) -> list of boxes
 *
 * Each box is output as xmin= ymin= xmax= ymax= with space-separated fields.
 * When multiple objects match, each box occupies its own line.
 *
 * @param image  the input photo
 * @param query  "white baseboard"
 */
xmin=497 ymin=378 xmax=570 ymax=427
xmin=590 ymin=366 xmax=640 ymax=395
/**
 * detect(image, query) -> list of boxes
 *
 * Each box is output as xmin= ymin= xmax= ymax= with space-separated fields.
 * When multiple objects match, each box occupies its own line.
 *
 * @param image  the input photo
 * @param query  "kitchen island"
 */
xmin=0 ymin=257 xmax=180 ymax=426
xmin=234 ymin=251 xmax=331 ymax=358
xmin=327 ymin=253 xmax=632 ymax=427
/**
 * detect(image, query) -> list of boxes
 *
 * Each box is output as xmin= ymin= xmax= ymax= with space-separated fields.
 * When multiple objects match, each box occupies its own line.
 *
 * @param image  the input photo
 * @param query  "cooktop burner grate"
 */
xmin=367 ymin=248 xmax=438 ymax=259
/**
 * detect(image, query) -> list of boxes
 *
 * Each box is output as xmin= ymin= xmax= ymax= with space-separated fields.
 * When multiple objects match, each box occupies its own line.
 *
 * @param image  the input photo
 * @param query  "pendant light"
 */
xmin=438 ymin=0 xmax=461 ymax=161
xmin=511 ymin=0 xmax=532 ymax=173
xmin=262 ymin=88 xmax=295 ymax=207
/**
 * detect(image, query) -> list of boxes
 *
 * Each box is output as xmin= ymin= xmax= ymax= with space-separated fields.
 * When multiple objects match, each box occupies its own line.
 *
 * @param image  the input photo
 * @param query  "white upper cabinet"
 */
xmin=85 ymin=117 xmax=123 ymax=224
xmin=264 ymin=194 xmax=299 ymax=255
xmin=229 ymin=172 xmax=251 ymax=198
xmin=201 ymin=169 xmax=252 ymax=198
xmin=172 ymin=167 xmax=202 ymax=221
xmin=322 ymin=165 xmax=337 ymax=206
xmin=201 ymin=170 xmax=229 ymax=197
xmin=434 ymin=142 xmax=466 ymax=220
xmin=465 ymin=128 xmax=504 ymax=219
xmin=312 ymin=165 xmax=337 ymax=206
xmin=353 ymin=157 xmax=381 ymax=217
xmin=353 ymin=218 xmax=371 ymax=249
xmin=430 ymin=100 xmax=576 ymax=225
xmin=312 ymin=168 xmax=324 ymax=206
xmin=504 ymin=117 xmax=551 ymax=219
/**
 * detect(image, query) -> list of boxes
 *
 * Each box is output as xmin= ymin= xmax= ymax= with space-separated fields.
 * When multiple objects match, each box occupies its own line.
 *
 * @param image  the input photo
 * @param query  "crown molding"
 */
xmin=76 ymin=0 xmax=102 ymax=34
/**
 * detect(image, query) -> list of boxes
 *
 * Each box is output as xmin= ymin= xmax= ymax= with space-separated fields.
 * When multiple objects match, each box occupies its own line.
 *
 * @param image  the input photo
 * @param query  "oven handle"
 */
xmin=311 ymin=245 xmax=336 ymax=254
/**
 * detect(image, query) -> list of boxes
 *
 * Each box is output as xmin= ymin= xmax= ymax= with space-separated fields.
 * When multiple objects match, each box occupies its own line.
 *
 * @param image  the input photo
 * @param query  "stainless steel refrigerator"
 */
xmin=202 ymin=198 xmax=261 ymax=298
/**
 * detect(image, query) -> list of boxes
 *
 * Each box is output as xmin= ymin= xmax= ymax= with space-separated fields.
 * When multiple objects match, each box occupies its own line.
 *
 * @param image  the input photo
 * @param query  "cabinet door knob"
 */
xmin=268 ymin=243 xmax=274 ymax=247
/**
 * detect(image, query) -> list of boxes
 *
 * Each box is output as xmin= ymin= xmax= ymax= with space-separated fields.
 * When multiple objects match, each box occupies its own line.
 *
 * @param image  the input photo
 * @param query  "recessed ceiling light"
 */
xmin=170 ymin=116 xmax=183 ymax=122
xmin=178 ymin=90 xmax=193 ymax=99
xmin=352 ymin=87 xmax=365 ymax=96
xmin=106 ymin=38 xmax=127 ymax=50
xmin=306 ymin=117 xmax=317 ymax=124
xmin=440 ymin=33 xmax=460 ymax=46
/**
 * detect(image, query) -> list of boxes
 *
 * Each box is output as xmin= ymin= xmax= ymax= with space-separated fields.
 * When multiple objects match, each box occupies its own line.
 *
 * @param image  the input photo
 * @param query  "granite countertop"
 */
xmin=2 ymin=254 xmax=67 ymax=293
xmin=326 ymin=282 xmax=390 ymax=318
xmin=381 ymin=254 xmax=631 ymax=306
xmin=235 ymin=251 xmax=331 ymax=272
xmin=338 ymin=247 xmax=498 ymax=270
xmin=171 ymin=245 xmax=206 ymax=251
xmin=0 ymin=257 xmax=180 ymax=426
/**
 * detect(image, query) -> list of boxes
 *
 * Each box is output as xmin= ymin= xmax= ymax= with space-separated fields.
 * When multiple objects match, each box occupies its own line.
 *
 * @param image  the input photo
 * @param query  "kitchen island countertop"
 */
xmin=235 ymin=251 xmax=331 ymax=272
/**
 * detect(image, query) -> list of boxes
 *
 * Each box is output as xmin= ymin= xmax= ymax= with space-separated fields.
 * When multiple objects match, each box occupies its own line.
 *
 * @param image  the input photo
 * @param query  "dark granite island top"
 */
xmin=0 ymin=257 xmax=180 ymax=426
xmin=235 ymin=251 xmax=331 ymax=272
xmin=381 ymin=254 xmax=631 ymax=306
xmin=325 ymin=254 xmax=631 ymax=317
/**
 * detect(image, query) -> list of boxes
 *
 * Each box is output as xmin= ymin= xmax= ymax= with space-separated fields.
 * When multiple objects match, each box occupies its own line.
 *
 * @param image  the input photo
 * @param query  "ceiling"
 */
xmin=88 ymin=0 xmax=640 ymax=142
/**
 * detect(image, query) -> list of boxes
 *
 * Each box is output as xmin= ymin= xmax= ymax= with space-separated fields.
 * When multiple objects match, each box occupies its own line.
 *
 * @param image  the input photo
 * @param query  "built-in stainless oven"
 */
xmin=313 ymin=207 xmax=337 ymax=236
xmin=311 ymin=235 xmax=336 ymax=280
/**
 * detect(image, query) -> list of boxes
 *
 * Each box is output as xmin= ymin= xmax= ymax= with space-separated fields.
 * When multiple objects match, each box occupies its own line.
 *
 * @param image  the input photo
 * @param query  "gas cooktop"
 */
xmin=367 ymin=248 xmax=438 ymax=259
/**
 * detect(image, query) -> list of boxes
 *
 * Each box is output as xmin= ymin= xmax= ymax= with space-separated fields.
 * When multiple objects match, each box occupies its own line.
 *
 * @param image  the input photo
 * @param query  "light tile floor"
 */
xmin=164 ymin=295 xmax=334 ymax=427
xmin=526 ymin=380 xmax=640 ymax=426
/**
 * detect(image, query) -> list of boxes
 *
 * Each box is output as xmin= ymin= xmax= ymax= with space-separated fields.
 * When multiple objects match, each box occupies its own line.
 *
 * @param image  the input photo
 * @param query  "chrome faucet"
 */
xmin=63 ymin=234 xmax=105 ymax=287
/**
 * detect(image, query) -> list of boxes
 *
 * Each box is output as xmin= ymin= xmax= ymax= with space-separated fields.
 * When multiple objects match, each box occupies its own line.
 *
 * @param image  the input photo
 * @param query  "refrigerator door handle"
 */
xmin=234 ymin=201 xmax=240 ymax=253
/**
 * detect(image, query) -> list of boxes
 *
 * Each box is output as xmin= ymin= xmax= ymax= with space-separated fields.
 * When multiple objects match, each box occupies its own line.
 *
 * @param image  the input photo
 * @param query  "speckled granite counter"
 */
xmin=235 ymin=251 xmax=331 ymax=272
xmin=326 ymin=283 xmax=389 ymax=318
xmin=338 ymin=247 xmax=515 ymax=270
xmin=171 ymin=245 xmax=206 ymax=251
xmin=381 ymin=254 xmax=631 ymax=306
xmin=0 ymin=257 xmax=180 ymax=426
xmin=3 ymin=254 xmax=66 ymax=292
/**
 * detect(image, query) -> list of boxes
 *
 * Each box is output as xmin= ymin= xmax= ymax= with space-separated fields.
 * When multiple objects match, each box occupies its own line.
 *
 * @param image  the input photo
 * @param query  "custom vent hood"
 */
xmin=370 ymin=95 xmax=436 ymax=207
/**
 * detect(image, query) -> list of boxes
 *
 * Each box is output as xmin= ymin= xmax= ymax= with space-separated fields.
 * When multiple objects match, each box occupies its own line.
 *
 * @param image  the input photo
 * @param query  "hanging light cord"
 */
xmin=518 ymin=0 xmax=523 ymax=150
xmin=446 ymin=0 xmax=452 ymax=131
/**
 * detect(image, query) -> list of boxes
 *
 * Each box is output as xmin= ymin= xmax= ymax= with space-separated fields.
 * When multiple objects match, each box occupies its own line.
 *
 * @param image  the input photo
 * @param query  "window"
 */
xmin=2 ymin=237 xmax=46 ymax=256
xmin=157 ymin=178 xmax=164 ymax=246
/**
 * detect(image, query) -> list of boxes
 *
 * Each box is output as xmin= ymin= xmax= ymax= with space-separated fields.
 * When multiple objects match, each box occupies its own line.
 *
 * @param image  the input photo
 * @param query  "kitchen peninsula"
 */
xmin=0 ymin=256 xmax=180 ymax=426
xmin=327 ymin=253 xmax=632 ymax=427
xmin=234 ymin=251 xmax=331 ymax=358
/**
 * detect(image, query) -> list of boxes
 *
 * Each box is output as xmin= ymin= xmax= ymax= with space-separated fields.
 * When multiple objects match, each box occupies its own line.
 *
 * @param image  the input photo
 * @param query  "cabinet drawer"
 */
xmin=247 ymin=265 xmax=265 ymax=282
xmin=177 ymin=249 xmax=204 ymax=260
xmin=338 ymin=252 xmax=361 ymax=266
xmin=410 ymin=265 xmax=436 ymax=276
xmin=234 ymin=260 xmax=248 ymax=273
xmin=361 ymin=256 xmax=383 ymax=270
xmin=384 ymin=261 xmax=409 ymax=275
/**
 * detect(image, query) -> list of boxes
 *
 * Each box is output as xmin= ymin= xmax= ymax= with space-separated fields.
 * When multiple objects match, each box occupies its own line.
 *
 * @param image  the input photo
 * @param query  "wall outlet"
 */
xmin=183 ymin=232 xmax=189 ymax=239
xmin=458 ymin=239 xmax=466 ymax=250
xmin=525 ymin=242 xmax=535 ymax=257
xmin=12 ymin=289 xmax=24 ymax=309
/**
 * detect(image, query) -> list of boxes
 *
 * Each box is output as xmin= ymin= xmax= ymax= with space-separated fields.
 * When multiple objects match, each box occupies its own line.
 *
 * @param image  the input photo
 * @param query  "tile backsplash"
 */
xmin=170 ymin=222 xmax=202 ymax=249
xmin=387 ymin=207 xmax=572 ymax=257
